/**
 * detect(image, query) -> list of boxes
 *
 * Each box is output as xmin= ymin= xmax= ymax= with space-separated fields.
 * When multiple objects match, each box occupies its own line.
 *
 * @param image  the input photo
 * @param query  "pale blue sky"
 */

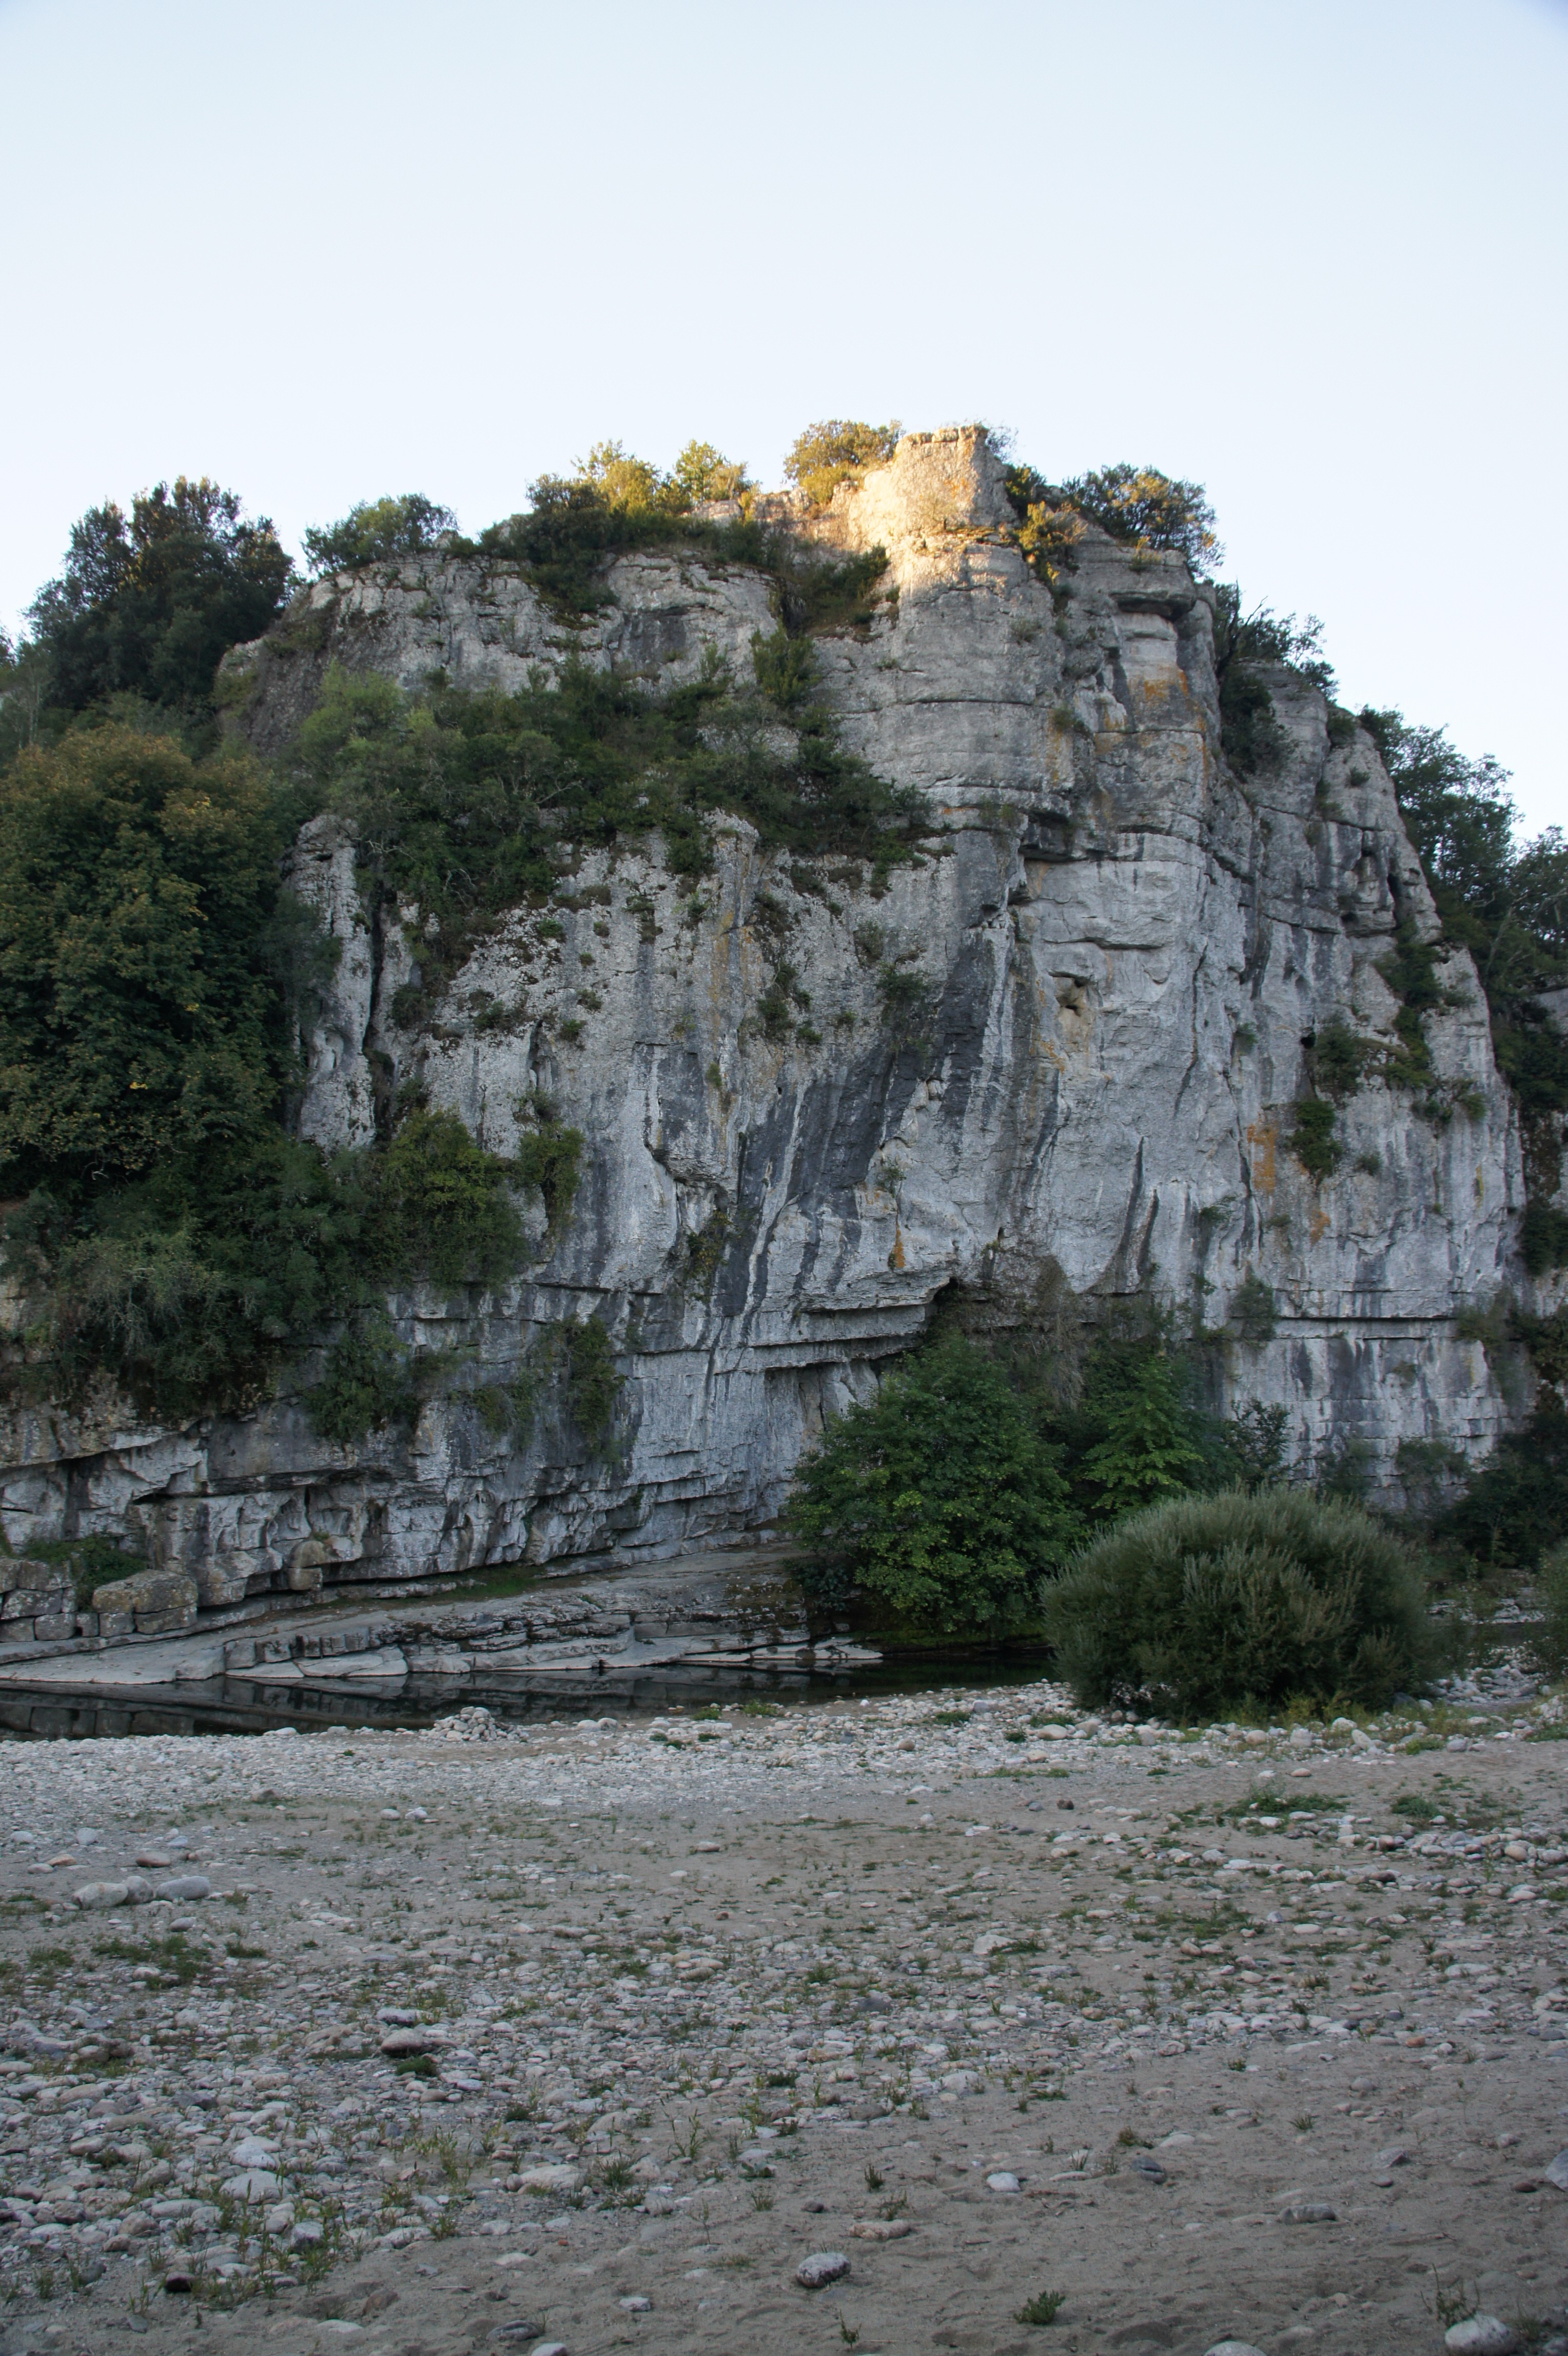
xmin=2 ymin=0 xmax=1563 ymax=830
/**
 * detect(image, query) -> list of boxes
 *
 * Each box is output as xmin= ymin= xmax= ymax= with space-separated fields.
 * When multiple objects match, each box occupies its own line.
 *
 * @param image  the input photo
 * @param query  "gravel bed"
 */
xmin=0 ymin=1681 xmax=1563 ymax=2354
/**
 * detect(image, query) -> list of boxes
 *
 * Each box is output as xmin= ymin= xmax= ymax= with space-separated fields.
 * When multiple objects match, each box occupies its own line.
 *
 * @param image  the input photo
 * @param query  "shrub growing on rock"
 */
xmin=1042 ymin=1486 xmax=1437 ymax=1717
xmin=784 ymin=1337 xmax=1075 ymax=1636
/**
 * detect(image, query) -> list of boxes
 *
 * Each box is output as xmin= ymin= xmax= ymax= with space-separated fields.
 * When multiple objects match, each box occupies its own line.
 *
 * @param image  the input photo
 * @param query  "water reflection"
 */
xmin=0 ymin=1652 xmax=1050 ymax=1741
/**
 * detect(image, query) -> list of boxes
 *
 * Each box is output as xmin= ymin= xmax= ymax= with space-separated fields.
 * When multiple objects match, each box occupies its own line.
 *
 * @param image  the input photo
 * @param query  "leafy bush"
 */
xmin=1058 ymin=465 xmax=1220 ymax=570
xmin=515 ymin=1113 xmax=583 ymax=1239
xmin=784 ymin=1337 xmax=1076 ymax=1636
xmin=1209 ymin=587 xmax=1335 ymax=776
xmin=783 ymin=420 xmax=901 ymax=508
xmin=28 ymin=478 xmax=290 ymax=715
xmin=306 ymin=1311 xmax=417 ymax=1445
xmin=302 ymin=494 xmax=456 ymax=577
xmin=556 ymin=1313 xmax=623 ymax=1448
xmin=1364 ymin=704 xmax=1568 ymax=1246
xmin=672 ymin=440 xmax=750 ymax=504
xmin=1043 ymin=1487 xmax=1438 ymax=1717
xmin=2 ymin=1102 xmax=529 ymax=1428
xmin=370 ymin=1108 xmax=524 ymax=1289
xmin=1290 ymin=1097 xmax=1342 ymax=1179
xmin=1308 ymin=1018 xmax=1373 ymax=1101
xmin=1447 ymin=1404 xmax=1568 ymax=1568
xmin=302 ymin=653 xmax=923 ymax=994
xmin=1227 ymin=1274 xmax=1278 ymax=1348
xmin=1532 ymin=1538 xmax=1568 ymax=1679
xmin=4 ymin=1133 xmax=376 ymax=1420
xmin=0 ymin=726 xmax=307 ymax=1188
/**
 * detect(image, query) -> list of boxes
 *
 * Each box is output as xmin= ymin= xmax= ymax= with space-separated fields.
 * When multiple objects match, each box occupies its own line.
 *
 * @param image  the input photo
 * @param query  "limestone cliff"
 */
xmin=0 ymin=431 xmax=1542 ymax=1602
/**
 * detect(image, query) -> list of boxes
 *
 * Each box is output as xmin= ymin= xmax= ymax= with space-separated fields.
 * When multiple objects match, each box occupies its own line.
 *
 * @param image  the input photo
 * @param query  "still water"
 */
xmin=0 ymin=1652 xmax=1054 ymax=1741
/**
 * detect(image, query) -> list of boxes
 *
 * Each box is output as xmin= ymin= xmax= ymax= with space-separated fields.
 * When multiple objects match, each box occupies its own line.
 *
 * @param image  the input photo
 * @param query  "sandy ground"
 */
xmin=0 ymin=1677 xmax=1563 ymax=2356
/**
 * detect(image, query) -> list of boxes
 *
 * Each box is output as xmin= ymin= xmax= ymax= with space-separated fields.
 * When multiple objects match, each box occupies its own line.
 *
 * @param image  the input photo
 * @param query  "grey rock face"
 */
xmin=0 ymin=429 xmax=1537 ymax=1600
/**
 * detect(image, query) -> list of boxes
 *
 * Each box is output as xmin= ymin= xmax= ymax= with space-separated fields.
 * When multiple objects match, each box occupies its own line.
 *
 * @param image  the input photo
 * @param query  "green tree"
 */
xmin=671 ymin=440 xmax=749 ymax=505
xmin=1059 ymin=464 xmax=1221 ymax=570
xmin=302 ymin=494 xmax=457 ymax=577
xmin=784 ymin=1337 xmax=1077 ymax=1634
xmin=29 ymin=478 xmax=291 ymax=714
xmin=1363 ymin=706 xmax=1568 ymax=1262
xmin=1076 ymin=1348 xmax=1202 ymax=1518
xmin=370 ymin=1107 xmax=524 ymax=1289
xmin=0 ymin=726 xmax=296 ymax=1186
xmin=0 ymin=632 xmax=50 ymax=766
xmin=573 ymin=440 xmax=672 ymax=512
xmin=783 ymin=420 xmax=901 ymax=507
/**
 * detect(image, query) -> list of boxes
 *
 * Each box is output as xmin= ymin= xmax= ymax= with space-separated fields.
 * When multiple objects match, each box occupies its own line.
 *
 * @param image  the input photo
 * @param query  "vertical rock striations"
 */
xmin=0 ymin=431 xmax=1535 ymax=1599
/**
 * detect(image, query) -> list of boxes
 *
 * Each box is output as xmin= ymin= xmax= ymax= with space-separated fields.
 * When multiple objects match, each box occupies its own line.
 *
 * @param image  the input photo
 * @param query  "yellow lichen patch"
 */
xmin=1246 ymin=1120 xmax=1278 ymax=1194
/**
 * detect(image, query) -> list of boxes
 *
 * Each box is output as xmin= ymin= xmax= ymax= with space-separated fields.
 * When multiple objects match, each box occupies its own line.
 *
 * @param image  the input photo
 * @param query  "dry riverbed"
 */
xmin=0 ymin=1679 xmax=1564 ymax=2356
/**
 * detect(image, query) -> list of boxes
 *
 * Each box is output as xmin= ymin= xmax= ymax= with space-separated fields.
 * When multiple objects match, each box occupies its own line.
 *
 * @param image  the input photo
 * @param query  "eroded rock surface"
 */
xmin=0 ymin=430 xmax=1542 ymax=1599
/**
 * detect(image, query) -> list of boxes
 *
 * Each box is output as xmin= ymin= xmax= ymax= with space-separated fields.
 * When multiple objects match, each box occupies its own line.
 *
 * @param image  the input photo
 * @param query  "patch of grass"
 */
xmin=1015 ymin=2289 xmax=1066 ymax=2327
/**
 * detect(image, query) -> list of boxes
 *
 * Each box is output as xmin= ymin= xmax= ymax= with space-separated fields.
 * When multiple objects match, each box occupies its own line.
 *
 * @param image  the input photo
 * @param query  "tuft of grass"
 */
xmin=1015 ymin=2290 xmax=1066 ymax=2327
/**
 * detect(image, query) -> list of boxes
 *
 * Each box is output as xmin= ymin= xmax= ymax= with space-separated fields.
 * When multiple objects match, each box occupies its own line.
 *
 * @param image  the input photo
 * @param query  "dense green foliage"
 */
xmin=369 ymin=1107 xmax=524 ymax=1288
xmin=784 ymin=1337 xmax=1075 ymax=1636
xmin=1003 ymin=461 xmax=1218 ymax=584
xmin=783 ymin=420 xmax=901 ymax=508
xmin=1445 ymin=1403 xmax=1568 ymax=1569
xmin=303 ymin=645 xmax=923 ymax=995
xmin=1043 ymin=1488 xmax=1437 ymax=1717
xmin=464 ymin=438 xmax=761 ymax=619
xmin=302 ymin=494 xmax=457 ymax=577
xmin=1363 ymin=707 xmax=1568 ymax=1260
xmin=1289 ymin=1095 xmax=1342 ymax=1180
xmin=1055 ymin=464 xmax=1221 ymax=571
xmin=1074 ymin=1347 xmax=1202 ymax=1517
xmin=784 ymin=1320 xmax=1297 ymax=1636
xmin=468 ymin=444 xmax=885 ymax=630
xmin=1211 ymin=588 xmax=1334 ymax=776
xmin=0 ymin=727 xmax=305 ymax=1186
xmin=28 ymin=479 xmax=290 ymax=717
xmin=2 ymin=1106 xmax=532 ymax=1427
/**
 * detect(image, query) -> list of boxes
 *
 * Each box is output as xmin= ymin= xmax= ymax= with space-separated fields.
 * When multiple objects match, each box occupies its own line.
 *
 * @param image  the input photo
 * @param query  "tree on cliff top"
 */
xmin=302 ymin=494 xmax=457 ymax=577
xmin=783 ymin=420 xmax=901 ymax=508
xmin=1057 ymin=463 xmax=1221 ymax=571
xmin=29 ymin=478 xmax=291 ymax=716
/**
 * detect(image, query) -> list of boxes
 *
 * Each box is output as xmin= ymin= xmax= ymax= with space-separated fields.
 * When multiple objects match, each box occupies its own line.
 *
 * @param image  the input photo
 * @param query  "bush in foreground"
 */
xmin=784 ymin=1337 xmax=1074 ymax=1636
xmin=1042 ymin=1486 xmax=1437 ymax=1718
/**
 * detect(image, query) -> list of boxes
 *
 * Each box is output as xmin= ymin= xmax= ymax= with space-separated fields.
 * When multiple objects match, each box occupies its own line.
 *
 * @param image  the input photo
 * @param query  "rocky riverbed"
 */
xmin=0 ymin=1680 xmax=1564 ymax=2356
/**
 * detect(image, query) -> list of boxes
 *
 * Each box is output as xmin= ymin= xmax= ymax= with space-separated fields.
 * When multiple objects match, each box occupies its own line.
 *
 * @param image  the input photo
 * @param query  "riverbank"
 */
xmin=0 ymin=1674 xmax=1563 ymax=2354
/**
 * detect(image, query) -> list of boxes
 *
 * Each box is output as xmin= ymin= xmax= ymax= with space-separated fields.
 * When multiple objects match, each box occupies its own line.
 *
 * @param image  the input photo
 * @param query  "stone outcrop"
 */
xmin=0 ymin=428 xmax=1547 ymax=1608
xmin=0 ymin=1557 xmax=74 ymax=1645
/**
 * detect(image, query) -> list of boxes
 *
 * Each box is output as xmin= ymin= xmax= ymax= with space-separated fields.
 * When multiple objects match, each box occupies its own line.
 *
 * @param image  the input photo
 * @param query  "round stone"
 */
xmin=796 ymin=2251 xmax=850 ymax=2289
xmin=1444 ymin=2322 xmax=1520 ymax=2355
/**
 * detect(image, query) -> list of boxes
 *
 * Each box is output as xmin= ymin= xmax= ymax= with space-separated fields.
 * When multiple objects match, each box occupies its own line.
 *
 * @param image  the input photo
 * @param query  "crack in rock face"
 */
xmin=0 ymin=427 xmax=1533 ymax=1602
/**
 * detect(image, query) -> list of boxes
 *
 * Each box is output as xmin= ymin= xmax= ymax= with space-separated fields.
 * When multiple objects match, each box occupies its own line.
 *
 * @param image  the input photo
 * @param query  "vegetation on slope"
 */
xmin=1 ymin=432 xmax=1563 ymax=1564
